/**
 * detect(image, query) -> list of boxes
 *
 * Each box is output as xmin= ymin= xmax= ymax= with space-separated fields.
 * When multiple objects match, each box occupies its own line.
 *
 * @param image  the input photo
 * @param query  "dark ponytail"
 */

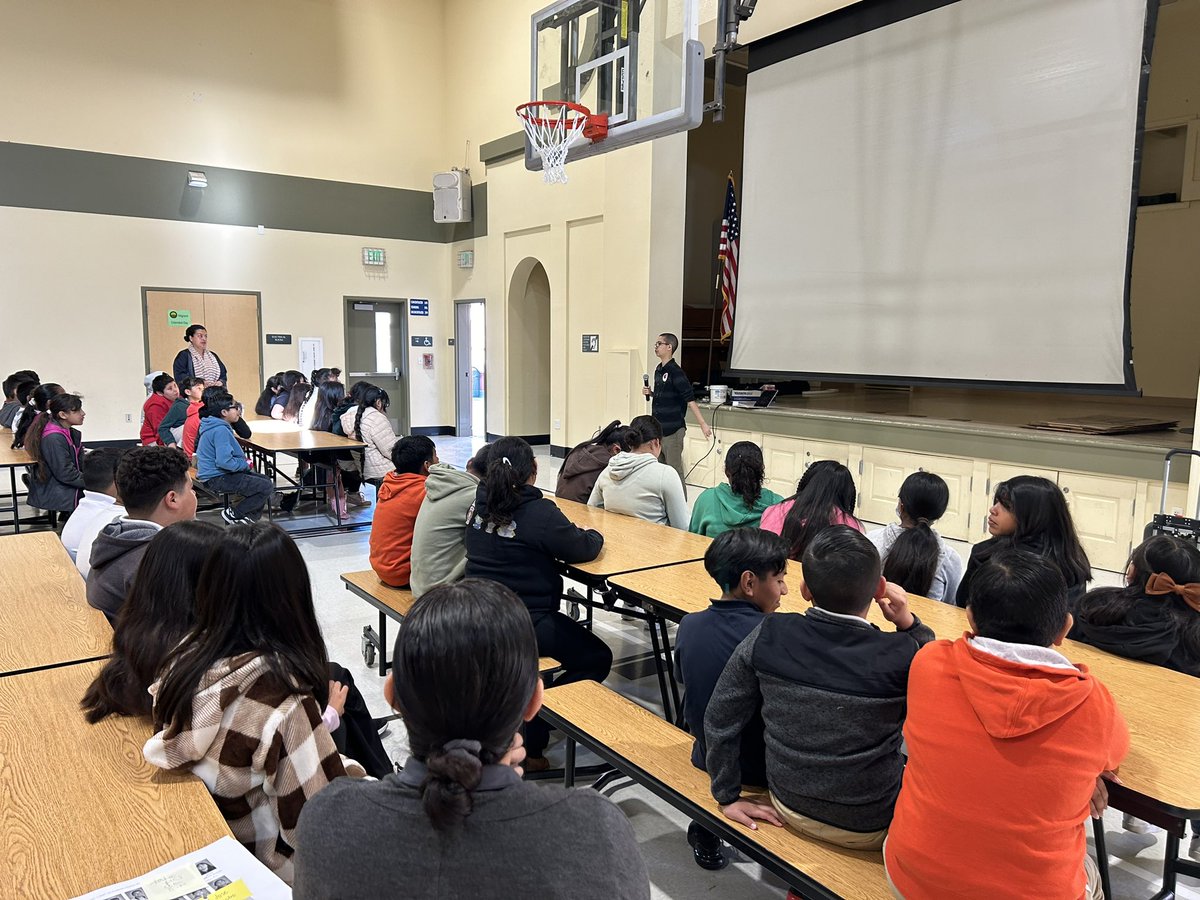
xmin=482 ymin=437 xmax=534 ymax=529
xmin=26 ymin=393 xmax=83 ymax=482
xmin=392 ymin=579 xmax=540 ymax=831
xmin=12 ymin=382 xmax=63 ymax=449
xmin=882 ymin=472 xmax=950 ymax=597
xmin=779 ymin=460 xmax=857 ymax=561
xmin=725 ymin=441 xmax=765 ymax=509
xmin=354 ymin=385 xmax=390 ymax=441
xmin=623 ymin=414 xmax=663 ymax=450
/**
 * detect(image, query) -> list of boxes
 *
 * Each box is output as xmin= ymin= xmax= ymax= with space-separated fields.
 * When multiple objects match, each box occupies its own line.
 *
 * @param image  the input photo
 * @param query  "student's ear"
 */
xmin=383 ymin=674 xmax=397 ymax=710
xmin=738 ymin=569 xmax=756 ymax=597
xmin=1052 ymin=612 xmax=1074 ymax=647
xmin=799 ymin=579 xmax=814 ymax=604
xmin=965 ymin=608 xmax=978 ymax=635
xmin=873 ymin=576 xmax=887 ymax=600
xmin=524 ymin=679 xmax=545 ymax=722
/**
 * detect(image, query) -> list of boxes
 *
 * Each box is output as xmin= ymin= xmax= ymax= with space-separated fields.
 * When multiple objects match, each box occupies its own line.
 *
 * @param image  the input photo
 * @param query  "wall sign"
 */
xmin=581 ymin=334 xmax=600 ymax=352
xmin=362 ymin=247 xmax=386 ymax=266
xmin=265 ymin=333 xmax=292 ymax=345
xmin=411 ymin=335 xmax=433 ymax=347
xmin=168 ymin=309 xmax=192 ymax=327
xmin=410 ymin=299 xmax=430 ymax=316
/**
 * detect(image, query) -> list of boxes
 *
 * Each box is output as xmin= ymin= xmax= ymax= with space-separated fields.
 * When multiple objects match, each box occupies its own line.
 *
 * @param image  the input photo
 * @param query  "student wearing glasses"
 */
xmin=642 ymin=333 xmax=712 ymax=491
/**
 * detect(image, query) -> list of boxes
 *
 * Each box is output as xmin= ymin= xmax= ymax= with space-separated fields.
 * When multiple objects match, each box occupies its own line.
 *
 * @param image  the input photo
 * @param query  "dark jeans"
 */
xmin=328 ymin=661 xmax=393 ymax=779
xmin=525 ymin=609 xmax=613 ymax=757
xmin=206 ymin=470 xmax=274 ymax=519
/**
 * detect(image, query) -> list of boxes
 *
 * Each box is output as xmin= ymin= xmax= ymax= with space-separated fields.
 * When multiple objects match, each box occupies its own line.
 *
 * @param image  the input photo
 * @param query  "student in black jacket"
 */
xmin=464 ymin=436 xmax=609 ymax=771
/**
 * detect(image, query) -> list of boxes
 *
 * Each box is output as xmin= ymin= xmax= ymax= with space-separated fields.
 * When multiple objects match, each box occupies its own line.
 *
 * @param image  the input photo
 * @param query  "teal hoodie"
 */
xmin=688 ymin=482 xmax=783 ymax=537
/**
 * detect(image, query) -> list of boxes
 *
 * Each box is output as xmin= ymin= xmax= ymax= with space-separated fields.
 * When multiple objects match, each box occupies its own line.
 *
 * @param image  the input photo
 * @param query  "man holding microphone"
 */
xmin=643 ymin=332 xmax=712 ymax=491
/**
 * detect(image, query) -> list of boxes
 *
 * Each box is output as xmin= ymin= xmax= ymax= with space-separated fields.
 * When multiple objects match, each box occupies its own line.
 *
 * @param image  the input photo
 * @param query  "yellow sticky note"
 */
xmin=209 ymin=879 xmax=252 ymax=900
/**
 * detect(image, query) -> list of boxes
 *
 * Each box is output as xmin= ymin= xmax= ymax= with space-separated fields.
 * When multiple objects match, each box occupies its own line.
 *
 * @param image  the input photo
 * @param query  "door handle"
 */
xmin=349 ymin=370 xmax=400 ymax=379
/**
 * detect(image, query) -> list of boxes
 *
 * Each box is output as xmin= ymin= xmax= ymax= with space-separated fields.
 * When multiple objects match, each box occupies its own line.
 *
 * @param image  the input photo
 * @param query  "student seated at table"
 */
xmin=197 ymin=390 xmax=281 ymax=525
xmin=555 ymin=420 xmax=631 ymax=503
xmin=25 ymin=393 xmax=86 ymax=520
xmin=341 ymin=384 xmax=400 ymax=485
xmin=304 ymin=379 xmax=370 ymax=513
xmin=957 ymin=475 xmax=1091 ymax=610
xmin=140 ymin=373 xmax=178 ymax=446
xmin=156 ymin=375 xmax=203 ymax=448
xmin=87 ymin=446 xmax=196 ymax=622
xmin=867 ymin=471 xmax=963 ymax=605
xmin=410 ymin=444 xmax=492 ymax=598
xmin=704 ymin=526 xmax=934 ymax=849
xmin=675 ymin=527 xmax=789 ymax=871
xmin=12 ymin=381 xmax=63 ymax=450
xmin=184 ymin=385 xmax=254 ymax=459
xmin=689 ymin=441 xmax=783 ymax=538
xmin=0 ymin=369 xmax=37 ymax=428
xmin=587 ymin=415 xmax=688 ymax=529
xmin=370 ymin=436 xmax=437 ymax=587
xmin=62 ymin=447 xmax=126 ymax=575
xmin=270 ymin=370 xmax=307 ymax=420
xmin=465 ymin=437 xmax=609 ymax=773
xmin=145 ymin=523 xmax=368 ymax=883
xmin=885 ymin=549 xmax=1127 ymax=900
xmin=759 ymin=459 xmax=862 ymax=560
xmin=292 ymin=578 xmax=651 ymax=900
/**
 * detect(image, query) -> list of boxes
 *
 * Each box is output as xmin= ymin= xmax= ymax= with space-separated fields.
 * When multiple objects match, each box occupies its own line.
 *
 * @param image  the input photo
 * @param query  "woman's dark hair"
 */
xmin=81 ymin=521 xmax=222 ymax=722
xmin=481 ymin=437 xmax=535 ymax=529
xmin=347 ymin=380 xmax=372 ymax=404
xmin=392 ymin=579 xmax=539 ymax=831
xmin=254 ymin=373 xmax=285 ymax=416
xmin=465 ymin=442 xmax=494 ymax=478
xmin=725 ymin=441 xmax=766 ymax=509
xmin=622 ymin=414 xmax=663 ymax=449
xmin=282 ymin=380 xmax=312 ymax=423
xmin=12 ymin=382 xmax=64 ymax=449
xmin=26 ymin=393 xmax=83 ymax=480
xmin=353 ymin=386 xmax=391 ymax=443
xmin=153 ymin=524 xmax=330 ymax=732
xmin=1078 ymin=535 xmax=1200 ymax=661
xmin=779 ymin=460 xmax=858 ymax=561
xmin=883 ymin=472 xmax=951 ymax=597
xmin=311 ymin=381 xmax=345 ymax=432
xmin=592 ymin=420 xmax=633 ymax=452
xmin=184 ymin=323 xmax=207 ymax=342
xmin=994 ymin=475 xmax=1091 ymax=588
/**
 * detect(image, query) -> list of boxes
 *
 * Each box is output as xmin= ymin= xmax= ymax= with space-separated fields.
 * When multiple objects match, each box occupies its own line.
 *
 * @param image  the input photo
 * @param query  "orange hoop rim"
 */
xmin=515 ymin=100 xmax=592 ymax=128
xmin=516 ymin=100 xmax=609 ymax=142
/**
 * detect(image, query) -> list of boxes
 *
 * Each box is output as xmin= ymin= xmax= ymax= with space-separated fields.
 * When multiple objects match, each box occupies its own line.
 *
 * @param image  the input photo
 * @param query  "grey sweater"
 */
xmin=85 ymin=517 xmax=162 ymax=622
xmin=293 ymin=761 xmax=650 ymax=900
xmin=705 ymin=607 xmax=935 ymax=832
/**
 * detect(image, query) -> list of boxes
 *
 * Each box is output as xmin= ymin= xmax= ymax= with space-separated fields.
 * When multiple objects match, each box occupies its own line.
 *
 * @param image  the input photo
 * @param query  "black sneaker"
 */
xmin=278 ymin=491 xmax=299 ymax=514
xmin=686 ymin=822 xmax=728 ymax=871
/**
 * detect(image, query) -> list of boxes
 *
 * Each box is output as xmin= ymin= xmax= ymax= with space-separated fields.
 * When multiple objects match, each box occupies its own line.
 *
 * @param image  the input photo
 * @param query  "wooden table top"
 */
xmin=548 ymin=496 xmax=712 ymax=577
xmin=0 ymin=532 xmax=111 ymax=675
xmin=0 ymin=443 xmax=33 ymax=468
xmin=613 ymin=560 xmax=1200 ymax=814
xmin=240 ymin=428 xmax=366 ymax=453
xmin=0 ymin=661 xmax=233 ymax=897
xmin=542 ymin=680 xmax=890 ymax=900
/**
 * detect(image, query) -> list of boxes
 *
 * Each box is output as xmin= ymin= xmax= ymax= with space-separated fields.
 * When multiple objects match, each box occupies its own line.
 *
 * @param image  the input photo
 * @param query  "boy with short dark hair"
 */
xmin=674 ymin=526 xmax=790 ymax=870
xmin=370 ymin=436 xmax=438 ymax=587
xmin=0 ymin=370 xmax=37 ymax=428
xmin=157 ymin=375 xmax=203 ymax=448
xmin=140 ymin=373 xmax=178 ymax=446
xmin=87 ymin=446 xmax=196 ymax=621
xmin=62 ymin=448 xmax=127 ymax=577
xmin=196 ymin=390 xmax=274 ymax=525
xmin=885 ymin=549 xmax=1127 ymax=900
xmin=704 ymin=525 xmax=934 ymax=850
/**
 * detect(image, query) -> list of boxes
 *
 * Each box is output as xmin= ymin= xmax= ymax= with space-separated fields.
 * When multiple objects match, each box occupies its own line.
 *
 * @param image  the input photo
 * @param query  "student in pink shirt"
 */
xmin=760 ymin=460 xmax=862 ymax=560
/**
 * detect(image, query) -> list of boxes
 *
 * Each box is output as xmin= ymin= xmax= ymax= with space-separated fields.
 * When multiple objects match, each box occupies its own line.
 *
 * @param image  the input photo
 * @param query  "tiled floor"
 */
xmin=286 ymin=437 xmax=1195 ymax=900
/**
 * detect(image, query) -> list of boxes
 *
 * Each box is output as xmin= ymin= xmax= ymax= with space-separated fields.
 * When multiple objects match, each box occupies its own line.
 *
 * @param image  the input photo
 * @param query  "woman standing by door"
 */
xmin=173 ymin=324 xmax=228 ymax=388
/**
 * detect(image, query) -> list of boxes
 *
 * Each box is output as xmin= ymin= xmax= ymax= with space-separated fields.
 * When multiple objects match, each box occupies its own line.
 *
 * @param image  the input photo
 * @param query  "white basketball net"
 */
xmin=518 ymin=103 xmax=589 ymax=185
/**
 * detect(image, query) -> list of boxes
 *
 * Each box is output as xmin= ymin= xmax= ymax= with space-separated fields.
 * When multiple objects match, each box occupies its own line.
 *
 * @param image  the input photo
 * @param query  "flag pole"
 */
xmin=707 ymin=170 xmax=734 ymax=389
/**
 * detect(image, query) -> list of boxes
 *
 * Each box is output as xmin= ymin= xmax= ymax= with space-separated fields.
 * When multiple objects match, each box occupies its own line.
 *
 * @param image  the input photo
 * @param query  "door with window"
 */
xmin=344 ymin=298 xmax=409 ymax=435
xmin=455 ymin=300 xmax=486 ymax=437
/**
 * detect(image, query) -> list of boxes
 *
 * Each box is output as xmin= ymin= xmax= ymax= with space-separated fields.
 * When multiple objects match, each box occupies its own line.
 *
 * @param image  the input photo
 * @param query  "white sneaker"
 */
xmin=1122 ymin=813 xmax=1161 ymax=834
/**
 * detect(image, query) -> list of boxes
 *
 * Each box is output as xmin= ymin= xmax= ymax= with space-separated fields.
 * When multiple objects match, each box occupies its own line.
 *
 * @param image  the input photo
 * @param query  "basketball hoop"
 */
xmin=516 ymin=101 xmax=608 ymax=184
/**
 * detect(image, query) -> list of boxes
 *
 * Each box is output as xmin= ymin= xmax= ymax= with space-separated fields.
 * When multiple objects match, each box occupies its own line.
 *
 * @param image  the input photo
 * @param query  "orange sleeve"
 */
xmin=1102 ymin=686 xmax=1130 ymax=772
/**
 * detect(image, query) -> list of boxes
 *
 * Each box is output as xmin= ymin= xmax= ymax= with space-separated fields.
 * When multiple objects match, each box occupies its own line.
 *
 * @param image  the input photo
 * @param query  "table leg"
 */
xmin=657 ymin=616 xmax=682 ymax=718
xmin=564 ymin=737 xmax=576 ymax=788
xmin=1092 ymin=816 xmax=1112 ymax=900
xmin=1150 ymin=830 xmax=1181 ymax=900
xmin=378 ymin=610 xmax=388 ymax=678
xmin=645 ymin=610 xmax=673 ymax=720
xmin=10 ymin=466 xmax=18 ymax=535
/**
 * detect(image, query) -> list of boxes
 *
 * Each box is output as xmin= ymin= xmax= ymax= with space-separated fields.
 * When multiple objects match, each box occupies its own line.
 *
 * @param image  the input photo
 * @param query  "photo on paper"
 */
xmin=208 ymin=876 xmax=232 ymax=890
xmin=186 ymin=890 xmax=212 ymax=899
xmin=125 ymin=891 xmax=149 ymax=900
xmin=195 ymin=860 xmax=216 ymax=875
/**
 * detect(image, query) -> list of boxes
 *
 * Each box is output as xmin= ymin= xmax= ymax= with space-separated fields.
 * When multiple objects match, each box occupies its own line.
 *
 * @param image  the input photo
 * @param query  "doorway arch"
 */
xmin=507 ymin=258 xmax=552 ymax=438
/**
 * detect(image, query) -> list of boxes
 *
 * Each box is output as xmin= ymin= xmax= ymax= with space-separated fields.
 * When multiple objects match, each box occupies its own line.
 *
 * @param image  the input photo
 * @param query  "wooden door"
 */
xmin=202 ymin=293 xmax=261 ymax=409
xmin=858 ymin=447 xmax=910 ymax=527
xmin=145 ymin=290 xmax=202 ymax=378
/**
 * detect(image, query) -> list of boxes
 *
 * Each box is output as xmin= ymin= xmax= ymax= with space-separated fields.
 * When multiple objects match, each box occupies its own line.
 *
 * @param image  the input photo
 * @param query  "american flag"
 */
xmin=718 ymin=174 xmax=740 ymax=342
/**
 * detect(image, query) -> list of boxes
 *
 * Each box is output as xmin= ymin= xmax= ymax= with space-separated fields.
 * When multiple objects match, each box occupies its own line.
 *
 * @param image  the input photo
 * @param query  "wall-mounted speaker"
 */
xmin=433 ymin=169 xmax=473 ymax=223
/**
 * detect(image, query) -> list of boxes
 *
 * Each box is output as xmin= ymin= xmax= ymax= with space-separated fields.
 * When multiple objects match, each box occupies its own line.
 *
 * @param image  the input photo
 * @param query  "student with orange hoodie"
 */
xmin=884 ymin=548 xmax=1127 ymax=900
xmin=369 ymin=436 xmax=437 ymax=587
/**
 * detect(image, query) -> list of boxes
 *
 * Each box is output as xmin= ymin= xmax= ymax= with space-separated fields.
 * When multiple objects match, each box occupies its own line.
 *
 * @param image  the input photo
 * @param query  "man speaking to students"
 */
xmin=643 ymin=332 xmax=712 ymax=491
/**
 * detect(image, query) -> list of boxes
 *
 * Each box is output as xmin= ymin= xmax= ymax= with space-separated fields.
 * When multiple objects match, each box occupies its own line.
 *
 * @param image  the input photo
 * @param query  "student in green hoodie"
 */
xmin=410 ymin=444 xmax=492 ymax=597
xmin=689 ymin=441 xmax=782 ymax=537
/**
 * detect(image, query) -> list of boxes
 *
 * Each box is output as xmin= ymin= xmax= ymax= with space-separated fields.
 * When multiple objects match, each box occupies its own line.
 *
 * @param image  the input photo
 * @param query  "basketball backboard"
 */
xmin=527 ymin=0 xmax=704 ymax=171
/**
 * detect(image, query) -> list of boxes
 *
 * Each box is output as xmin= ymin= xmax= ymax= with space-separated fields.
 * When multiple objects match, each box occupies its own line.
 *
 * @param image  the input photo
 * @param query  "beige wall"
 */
xmin=0 ymin=207 xmax=448 ymax=441
xmin=0 ymin=0 xmax=447 ymax=189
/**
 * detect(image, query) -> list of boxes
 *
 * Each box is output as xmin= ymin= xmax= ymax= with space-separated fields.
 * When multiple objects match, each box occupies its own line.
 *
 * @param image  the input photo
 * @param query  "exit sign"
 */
xmin=362 ymin=247 xmax=386 ymax=266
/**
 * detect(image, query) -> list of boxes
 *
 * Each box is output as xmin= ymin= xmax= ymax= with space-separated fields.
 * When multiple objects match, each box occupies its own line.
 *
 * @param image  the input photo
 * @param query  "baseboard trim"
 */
xmin=86 ymin=439 xmax=140 ymax=449
xmin=485 ymin=432 xmax=552 ymax=446
xmin=411 ymin=426 xmax=456 ymax=436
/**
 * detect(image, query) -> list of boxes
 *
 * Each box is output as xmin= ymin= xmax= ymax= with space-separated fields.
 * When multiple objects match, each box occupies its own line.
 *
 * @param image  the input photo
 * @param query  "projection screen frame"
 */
xmin=727 ymin=0 xmax=1159 ymax=395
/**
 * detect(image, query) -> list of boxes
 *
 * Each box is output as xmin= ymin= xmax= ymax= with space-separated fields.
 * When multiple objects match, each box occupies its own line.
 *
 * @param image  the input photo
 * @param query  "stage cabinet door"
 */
xmin=684 ymin=428 xmax=718 ymax=489
xmin=1058 ymin=472 xmax=1137 ymax=574
xmin=859 ymin=448 xmax=974 ymax=542
xmin=979 ymin=463 xmax=1060 ymax=539
xmin=761 ymin=435 xmax=850 ymax=501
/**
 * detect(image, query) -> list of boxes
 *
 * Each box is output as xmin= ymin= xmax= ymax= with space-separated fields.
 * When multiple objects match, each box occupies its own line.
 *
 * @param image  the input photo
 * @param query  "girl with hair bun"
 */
xmin=688 ymin=440 xmax=783 ymax=537
xmin=292 ymin=579 xmax=650 ymax=899
xmin=867 ymin=471 xmax=963 ymax=604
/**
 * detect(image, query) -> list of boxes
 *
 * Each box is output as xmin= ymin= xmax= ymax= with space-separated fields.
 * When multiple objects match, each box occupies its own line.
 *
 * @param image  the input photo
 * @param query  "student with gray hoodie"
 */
xmin=87 ymin=446 xmax=197 ymax=622
xmin=409 ymin=443 xmax=492 ymax=598
xmin=586 ymin=415 xmax=689 ymax=529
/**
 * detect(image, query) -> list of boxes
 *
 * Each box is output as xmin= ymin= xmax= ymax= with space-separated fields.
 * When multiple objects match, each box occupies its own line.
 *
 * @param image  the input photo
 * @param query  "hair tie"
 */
xmin=502 ymin=456 xmax=512 ymax=467
xmin=1145 ymin=572 xmax=1200 ymax=613
xmin=916 ymin=517 xmax=931 ymax=526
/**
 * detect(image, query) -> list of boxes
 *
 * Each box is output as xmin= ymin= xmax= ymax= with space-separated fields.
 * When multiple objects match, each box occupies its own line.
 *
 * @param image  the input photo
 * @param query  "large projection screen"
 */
xmin=730 ymin=0 xmax=1149 ymax=389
